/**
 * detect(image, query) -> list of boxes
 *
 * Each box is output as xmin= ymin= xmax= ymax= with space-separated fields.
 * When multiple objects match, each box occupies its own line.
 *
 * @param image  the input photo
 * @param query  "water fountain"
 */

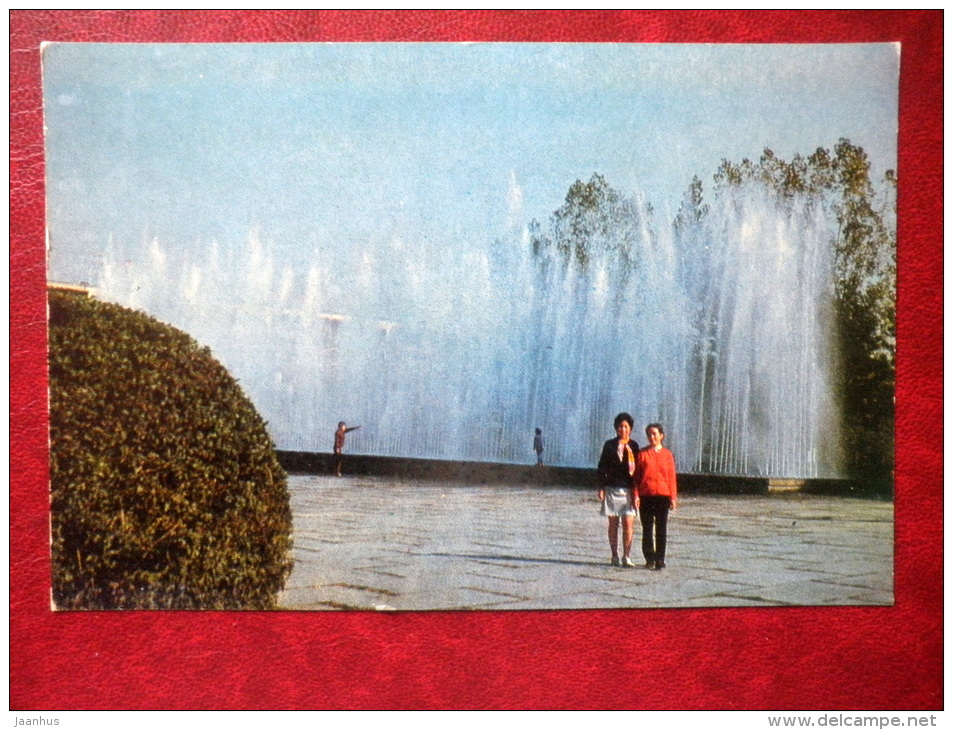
xmin=94 ymin=179 xmax=843 ymax=478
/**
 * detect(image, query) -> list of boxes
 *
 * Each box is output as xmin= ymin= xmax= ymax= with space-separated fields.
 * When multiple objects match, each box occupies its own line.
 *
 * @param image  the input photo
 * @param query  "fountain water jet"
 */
xmin=94 ymin=183 xmax=843 ymax=478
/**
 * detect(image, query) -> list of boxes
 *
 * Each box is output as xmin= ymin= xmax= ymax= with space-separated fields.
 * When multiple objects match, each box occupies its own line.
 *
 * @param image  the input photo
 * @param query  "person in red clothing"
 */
xmin=333 ymin=421 xmax=361 ymax=477
xmin=634 ymin=422 xmax=677 ymax=570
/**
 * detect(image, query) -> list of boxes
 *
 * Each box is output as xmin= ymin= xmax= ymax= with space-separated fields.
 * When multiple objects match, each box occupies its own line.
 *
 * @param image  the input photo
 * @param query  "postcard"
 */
xmin=43 ymin=42 xmax=898 ymax=612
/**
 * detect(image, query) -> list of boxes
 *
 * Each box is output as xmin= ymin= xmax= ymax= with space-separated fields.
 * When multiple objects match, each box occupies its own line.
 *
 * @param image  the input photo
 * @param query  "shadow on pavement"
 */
xmin=421 ymin=551 xmax=618 ymax=568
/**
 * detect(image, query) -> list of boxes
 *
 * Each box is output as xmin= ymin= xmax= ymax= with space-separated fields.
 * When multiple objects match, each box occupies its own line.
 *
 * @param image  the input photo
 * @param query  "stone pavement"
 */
xmin=277 ymin=474 xmax=893 ymax=611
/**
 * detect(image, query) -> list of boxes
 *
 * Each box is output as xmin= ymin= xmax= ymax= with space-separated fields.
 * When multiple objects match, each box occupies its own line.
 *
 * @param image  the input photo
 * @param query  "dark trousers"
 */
xmin=640 ymin=495 xmax=671 ymax=564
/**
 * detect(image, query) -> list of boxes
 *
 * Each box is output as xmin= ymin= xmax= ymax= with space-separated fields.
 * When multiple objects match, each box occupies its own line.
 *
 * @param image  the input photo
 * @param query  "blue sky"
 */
xmin=43 ymin=42 xmax=898 ymax=284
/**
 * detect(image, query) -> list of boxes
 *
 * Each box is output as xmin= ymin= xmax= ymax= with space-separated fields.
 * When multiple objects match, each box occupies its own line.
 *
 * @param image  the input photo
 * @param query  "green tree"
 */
xmin=713 ymin=140 xmax=896 ymax=485
xmin=531 ymin=173 xmax=648 ymax=271
xmin=49 ymin=290 xmax=294 ymax=609
xmin=674 ymin=175 xmax=709 ymax=231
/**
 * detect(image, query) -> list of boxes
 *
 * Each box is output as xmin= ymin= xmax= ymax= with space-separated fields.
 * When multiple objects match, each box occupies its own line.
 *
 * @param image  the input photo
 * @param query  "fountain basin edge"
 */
xmin=276 ymin=451 xmax=889 ymax=499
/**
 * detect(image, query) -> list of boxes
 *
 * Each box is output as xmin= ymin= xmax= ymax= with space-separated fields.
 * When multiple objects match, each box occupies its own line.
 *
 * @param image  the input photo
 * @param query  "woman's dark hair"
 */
xmin=645 ymin=422 xmax=665 ymax=436
xmin=614 ymin=412 xmax=634 ymax=429
xmin=535 ymin=428 xmax=542 ymax=435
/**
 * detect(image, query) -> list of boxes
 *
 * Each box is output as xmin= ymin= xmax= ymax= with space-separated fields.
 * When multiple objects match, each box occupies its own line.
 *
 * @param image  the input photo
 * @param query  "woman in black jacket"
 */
xmin=597 ymin=412 xmax=639 ymax=567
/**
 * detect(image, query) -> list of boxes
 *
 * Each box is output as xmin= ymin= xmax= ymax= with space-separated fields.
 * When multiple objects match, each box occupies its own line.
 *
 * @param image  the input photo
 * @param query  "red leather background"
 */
xmin=10 ymin=11 xmax=942 ymax=710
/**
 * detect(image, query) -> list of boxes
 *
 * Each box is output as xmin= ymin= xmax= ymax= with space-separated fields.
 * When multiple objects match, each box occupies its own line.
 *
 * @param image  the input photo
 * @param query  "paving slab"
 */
xmin=277 ymin=474 xmax=894 ymax=611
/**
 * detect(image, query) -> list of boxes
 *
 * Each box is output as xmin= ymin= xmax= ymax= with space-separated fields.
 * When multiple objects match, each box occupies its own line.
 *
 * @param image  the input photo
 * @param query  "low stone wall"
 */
xmin=277 ymin=450 xmax=588 ymax=486
xmin=678 ymin=472 xmax=769 ymax=495
xmin=276 ymin=451 xmax=884 ymax=497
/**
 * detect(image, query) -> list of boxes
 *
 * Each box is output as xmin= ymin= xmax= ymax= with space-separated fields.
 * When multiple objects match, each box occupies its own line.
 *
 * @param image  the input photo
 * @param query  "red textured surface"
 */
xmin=11 ymin=11 xmax=942 ymax=710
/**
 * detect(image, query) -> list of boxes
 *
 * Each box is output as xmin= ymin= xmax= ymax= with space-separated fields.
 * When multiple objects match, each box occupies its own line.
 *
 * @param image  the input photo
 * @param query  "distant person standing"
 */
xmin=333 ymin=421 xmax=361 ymax=477
xmin=634 ymin=423 xmax=678 ymax=570
xmin=597 ymin=412 xmax=639 ymax=567
xmin=534 ymin=428 xmax=545 ymax=466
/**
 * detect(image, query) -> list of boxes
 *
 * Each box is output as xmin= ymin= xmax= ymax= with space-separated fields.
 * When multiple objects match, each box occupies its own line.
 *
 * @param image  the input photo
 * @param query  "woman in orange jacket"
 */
xmin=634 ymin=422 xmax=677 ymax=570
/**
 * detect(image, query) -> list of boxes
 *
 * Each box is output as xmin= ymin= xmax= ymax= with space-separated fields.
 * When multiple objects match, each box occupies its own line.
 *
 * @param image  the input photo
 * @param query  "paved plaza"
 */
xmin=278 ymin=474 xmax=893 ymax=611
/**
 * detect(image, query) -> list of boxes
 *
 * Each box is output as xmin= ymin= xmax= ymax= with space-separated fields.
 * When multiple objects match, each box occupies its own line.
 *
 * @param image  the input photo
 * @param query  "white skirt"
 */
xmin=601 ymin=487 xmax=636 ymax=517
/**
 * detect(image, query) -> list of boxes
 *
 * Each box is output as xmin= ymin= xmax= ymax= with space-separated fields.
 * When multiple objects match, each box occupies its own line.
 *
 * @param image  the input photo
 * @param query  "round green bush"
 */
xmin=49 ymin=289 xmax=293 ymax=609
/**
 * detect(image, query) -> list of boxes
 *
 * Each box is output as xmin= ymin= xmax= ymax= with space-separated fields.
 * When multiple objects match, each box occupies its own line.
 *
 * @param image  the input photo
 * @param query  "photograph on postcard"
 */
xmin=43 ymin=42 xmax=898 ymax=611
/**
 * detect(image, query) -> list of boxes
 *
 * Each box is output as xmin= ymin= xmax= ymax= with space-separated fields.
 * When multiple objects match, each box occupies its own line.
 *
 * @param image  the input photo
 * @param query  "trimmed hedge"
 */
xmin=49 ymin=290 xmax=293 ymax=609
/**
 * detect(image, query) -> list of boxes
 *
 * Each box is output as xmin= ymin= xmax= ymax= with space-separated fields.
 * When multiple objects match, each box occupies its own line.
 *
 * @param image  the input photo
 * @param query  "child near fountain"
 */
xmin=634 ymin=423 xmax=678 ymax=570
xmin=596 ymin=413 xmax=639 ymax=567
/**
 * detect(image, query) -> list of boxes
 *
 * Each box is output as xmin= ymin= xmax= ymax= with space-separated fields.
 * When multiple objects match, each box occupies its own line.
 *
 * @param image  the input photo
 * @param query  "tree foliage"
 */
xmin=674 ymin=175 xmax=709 ymax=231
xmin=712 ymin=140 xmax=896 ymax=483
xmin=531 ymin=141 xmax=895 ymax=485
xmin=715 ymin=141 xmax=896 ymax=330
xmin=49 ymin=290 xmax=293 ymax=609
xmin=530 ymin=173 xmax=649 ymax=270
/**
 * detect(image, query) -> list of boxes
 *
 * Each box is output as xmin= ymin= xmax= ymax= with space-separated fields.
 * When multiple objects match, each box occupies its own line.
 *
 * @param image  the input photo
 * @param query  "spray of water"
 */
xmin=95 ymin=182 xmax=843 ymax=477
